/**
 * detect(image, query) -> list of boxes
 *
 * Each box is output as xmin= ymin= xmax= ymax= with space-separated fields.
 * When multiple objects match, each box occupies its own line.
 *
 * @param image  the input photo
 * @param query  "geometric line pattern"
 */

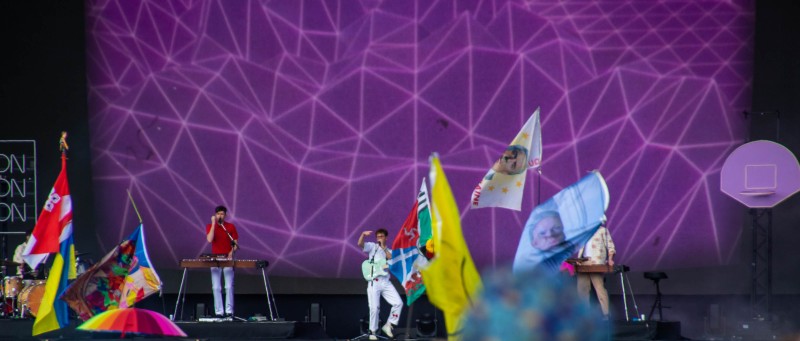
xmin=85 ymin=0 xmax=754 ymax=277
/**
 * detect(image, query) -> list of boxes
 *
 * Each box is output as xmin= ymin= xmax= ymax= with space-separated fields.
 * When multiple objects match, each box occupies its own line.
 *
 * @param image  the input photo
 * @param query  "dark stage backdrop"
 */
xmin=749 ymin=1 xmax=800 ymax=295
xmin=1 ymin=2 xmax=99 ymax=263
xmin=83 ymin=0 xmax=756 ymax=278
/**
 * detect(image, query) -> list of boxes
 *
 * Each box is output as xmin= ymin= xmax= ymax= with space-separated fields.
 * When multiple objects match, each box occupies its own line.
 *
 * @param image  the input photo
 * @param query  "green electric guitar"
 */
xmin=362 ymin=258 xmax=388 ymax=281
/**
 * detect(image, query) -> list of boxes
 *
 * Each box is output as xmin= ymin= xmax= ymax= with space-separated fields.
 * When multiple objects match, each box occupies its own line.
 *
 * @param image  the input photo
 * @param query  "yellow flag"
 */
xmin=421 ymin=154 xmax=482 ymax=340
xmin=33 ymin=236 xmax=75 ymax=335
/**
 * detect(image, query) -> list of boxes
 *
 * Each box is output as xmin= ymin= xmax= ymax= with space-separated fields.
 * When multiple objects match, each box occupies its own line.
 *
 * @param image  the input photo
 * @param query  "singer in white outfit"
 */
xmin=358 ymin=229 xmax=402 ymax=340
xmin=205 ymin=205 xmax=239 ymax=317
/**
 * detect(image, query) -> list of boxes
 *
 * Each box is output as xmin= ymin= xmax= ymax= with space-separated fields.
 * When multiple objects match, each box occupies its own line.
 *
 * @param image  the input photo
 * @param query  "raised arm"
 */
xmin=358 ymin=230 xmax=372 ymax=249
xmin=206 ymin=215 xmax=217 ymax=243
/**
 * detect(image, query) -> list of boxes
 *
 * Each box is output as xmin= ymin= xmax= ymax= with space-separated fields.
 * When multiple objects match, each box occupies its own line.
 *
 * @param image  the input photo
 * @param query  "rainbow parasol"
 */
xmin=77 ymin=308 xmax=187 ymax=338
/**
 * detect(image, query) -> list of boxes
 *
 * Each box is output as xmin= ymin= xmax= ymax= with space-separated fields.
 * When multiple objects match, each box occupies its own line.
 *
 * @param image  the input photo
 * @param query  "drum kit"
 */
xmin=0 ymin=254 xmax=92 ymax=319
xmin=0 ymin=261 xmax=46 ymax=318
xmin=1 ymin=260 xmax=46 ymax=318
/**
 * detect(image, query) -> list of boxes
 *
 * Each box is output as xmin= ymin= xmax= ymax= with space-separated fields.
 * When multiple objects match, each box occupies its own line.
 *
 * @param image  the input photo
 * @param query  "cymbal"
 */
xmin=2 ymin=260 xmax=21 ymax=266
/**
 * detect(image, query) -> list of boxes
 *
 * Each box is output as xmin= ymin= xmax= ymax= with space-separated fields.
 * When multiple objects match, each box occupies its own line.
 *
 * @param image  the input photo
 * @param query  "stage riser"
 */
xmin=614 ymin=321 xmax=681 ymax=340
xmin=177 ymin=321 xmax=295 ymax=339
xmin=0 ymin=319 xmax=305 ymax=340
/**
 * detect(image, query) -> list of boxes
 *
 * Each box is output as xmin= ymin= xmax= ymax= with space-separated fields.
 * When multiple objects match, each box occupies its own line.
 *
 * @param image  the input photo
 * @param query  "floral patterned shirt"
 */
xmin=578 ymin=226 xmax=615 ymax=265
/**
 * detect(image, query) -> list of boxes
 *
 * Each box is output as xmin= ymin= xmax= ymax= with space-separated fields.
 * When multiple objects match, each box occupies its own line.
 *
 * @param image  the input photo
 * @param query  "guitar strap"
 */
xmin=369 ymin=244 xmax=377 ymax=286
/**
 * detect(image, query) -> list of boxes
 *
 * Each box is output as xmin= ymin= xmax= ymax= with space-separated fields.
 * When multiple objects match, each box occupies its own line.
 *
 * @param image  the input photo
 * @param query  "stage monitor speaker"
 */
xmin=732 ymin=319 xmax=774 ymax=340
xmin=709 ymin=304 xmax=720 ymax=330
xmin=310 ymin=303 xmax=320 ymax=323
xmin=196 ymin=303 xmax=206 ymax=320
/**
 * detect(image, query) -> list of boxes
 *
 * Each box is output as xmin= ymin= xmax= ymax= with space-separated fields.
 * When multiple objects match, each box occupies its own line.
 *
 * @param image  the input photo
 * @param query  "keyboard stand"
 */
xmin=173 ymin=267 xmax=188 ymax=321
xmin=618 ymin=267 xmax=642 ymax=321
xmin=171 ymin=259 xmax=278 ymax=321
xmin=260 ymin=265 xmax=279 ymax=320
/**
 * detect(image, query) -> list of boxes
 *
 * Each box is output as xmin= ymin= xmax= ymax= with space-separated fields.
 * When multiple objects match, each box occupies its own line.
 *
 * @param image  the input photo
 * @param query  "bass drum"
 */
xmin=17 ymin=281 xmax=46 ymax=318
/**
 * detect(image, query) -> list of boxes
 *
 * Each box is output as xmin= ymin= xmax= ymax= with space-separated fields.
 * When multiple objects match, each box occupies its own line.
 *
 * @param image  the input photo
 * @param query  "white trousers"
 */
xmin=367 ymin=277 xmax=402 ymax=332
xmin=210 ymin=267 xmax=234 ymax=315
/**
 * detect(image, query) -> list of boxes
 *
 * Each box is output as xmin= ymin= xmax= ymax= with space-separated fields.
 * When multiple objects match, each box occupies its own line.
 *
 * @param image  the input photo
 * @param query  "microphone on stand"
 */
xmin=219 ymin=221 xmax=237 ymax=248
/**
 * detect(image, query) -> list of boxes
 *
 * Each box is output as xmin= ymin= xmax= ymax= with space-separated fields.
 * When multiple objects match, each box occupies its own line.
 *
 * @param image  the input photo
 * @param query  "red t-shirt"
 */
xmin=205 ymin=222 xmax=239 ymax=255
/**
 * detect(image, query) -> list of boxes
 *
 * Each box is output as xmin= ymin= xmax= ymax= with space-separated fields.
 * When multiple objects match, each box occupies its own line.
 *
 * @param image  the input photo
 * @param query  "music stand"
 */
xmin=644 ymin=272 xmax=668 ymax=320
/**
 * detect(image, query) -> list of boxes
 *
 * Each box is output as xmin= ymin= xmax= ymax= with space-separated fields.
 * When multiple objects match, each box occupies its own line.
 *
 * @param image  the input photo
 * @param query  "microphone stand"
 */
xmin=218 ymin=222 xmax=237 ymax=257
xmin=369 ymin=248 xmax=377 ymax=284
xmin=217 ymin=221 xmax=245 ymax=322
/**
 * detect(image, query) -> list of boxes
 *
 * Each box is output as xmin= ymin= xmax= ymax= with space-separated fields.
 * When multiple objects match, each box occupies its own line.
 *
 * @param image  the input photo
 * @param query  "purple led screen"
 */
xmin=85 ymin=0 xmax=754 ymax=277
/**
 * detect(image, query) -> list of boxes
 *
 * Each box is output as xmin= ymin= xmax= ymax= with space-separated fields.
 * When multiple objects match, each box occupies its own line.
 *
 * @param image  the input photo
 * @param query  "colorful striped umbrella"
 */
xmin=77 ymin=308 xmax=186 ymax=338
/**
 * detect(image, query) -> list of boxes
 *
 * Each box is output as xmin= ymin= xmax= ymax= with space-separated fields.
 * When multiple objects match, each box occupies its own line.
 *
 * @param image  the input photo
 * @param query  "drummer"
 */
xmin=12 ymin=230 xmax=47 ymax=280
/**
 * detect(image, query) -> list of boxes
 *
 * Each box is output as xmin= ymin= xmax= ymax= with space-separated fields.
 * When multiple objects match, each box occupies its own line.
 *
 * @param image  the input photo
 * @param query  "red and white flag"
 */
xmin=23 ymin=154 xmax=73 ymax=269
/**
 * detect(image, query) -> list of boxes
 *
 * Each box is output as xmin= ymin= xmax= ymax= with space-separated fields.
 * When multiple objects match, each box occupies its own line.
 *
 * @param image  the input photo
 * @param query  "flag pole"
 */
xmin=127 ymin=190 xmax=143 ymax=224
xmin=536 ymin=167 xmax=542 ymax=206
xmin=404 ymin=302 xmax=414 ymax=339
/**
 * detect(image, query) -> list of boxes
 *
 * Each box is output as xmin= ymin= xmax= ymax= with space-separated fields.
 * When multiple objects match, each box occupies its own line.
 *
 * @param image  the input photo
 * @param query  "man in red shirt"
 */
xmin=205 ymin=205 xmax=239 ymax=317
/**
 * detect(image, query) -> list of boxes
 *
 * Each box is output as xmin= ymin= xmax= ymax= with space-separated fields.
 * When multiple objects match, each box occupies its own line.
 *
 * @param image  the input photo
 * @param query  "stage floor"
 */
xmin=4 ymin=318 xmax=752 ymax=340
xmin=0 ymin=319 xmax=327 ymax=340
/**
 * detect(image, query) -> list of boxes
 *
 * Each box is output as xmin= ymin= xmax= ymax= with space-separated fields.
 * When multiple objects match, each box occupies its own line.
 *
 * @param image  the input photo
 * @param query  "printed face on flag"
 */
xmin=530 ymin=211 xmax=565 ymax=250
xmin=491 ymin=145 xmax=529 ymax=176
xmin=471 ymin=109 xmax=541 ymax=210
xmin=517 ymin=200 xmax=571 ymax=256
xmin=513 ymin=171 xmax=610 ymax=273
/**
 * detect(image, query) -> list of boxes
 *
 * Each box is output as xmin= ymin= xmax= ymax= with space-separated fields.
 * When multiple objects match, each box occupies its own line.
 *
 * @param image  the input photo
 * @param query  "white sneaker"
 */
xmin=381 ymin=323 xmax=394 ymax=338
xmin=368 ymin=334 xmax=378 ymax=340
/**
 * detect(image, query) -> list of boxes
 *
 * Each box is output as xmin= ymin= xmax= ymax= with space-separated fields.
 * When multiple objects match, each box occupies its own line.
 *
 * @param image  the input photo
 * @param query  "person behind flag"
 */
xmin=13 ymin=229 xmax=48 ymax=278
xmin=576 ymin=219 xmax=616 ymax=319
xmin=513 ymin=171 xmax=610 ymax=274
xmin=205 ymin=205 xmax=239 ymax=318
xmin=358 ymin=229 xmax=402 ymax=340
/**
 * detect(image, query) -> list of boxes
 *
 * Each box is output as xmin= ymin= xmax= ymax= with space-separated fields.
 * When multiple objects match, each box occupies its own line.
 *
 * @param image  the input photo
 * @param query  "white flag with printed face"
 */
xmin=471 ymin=108 xmax=542 ymax=210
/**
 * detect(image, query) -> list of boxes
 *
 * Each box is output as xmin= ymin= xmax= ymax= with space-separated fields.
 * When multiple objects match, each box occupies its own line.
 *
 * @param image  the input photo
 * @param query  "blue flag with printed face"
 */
xmin=513 ymin=171 xmax=610 ymax=274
